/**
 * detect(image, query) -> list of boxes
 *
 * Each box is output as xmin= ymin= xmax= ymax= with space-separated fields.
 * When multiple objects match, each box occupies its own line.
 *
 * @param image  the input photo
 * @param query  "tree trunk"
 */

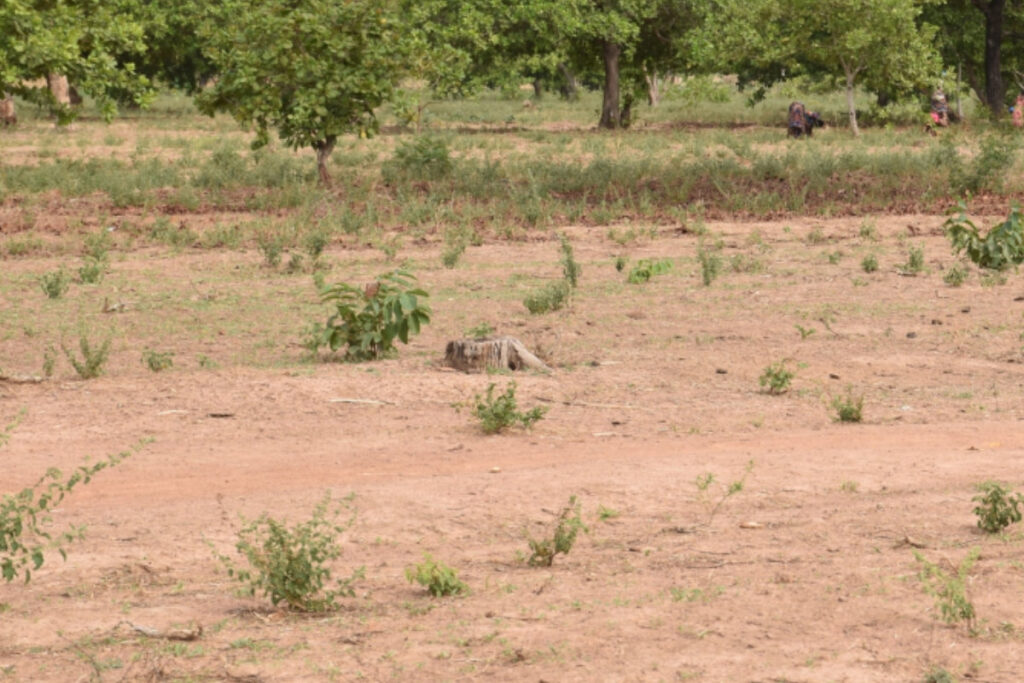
xmin=557 ymin=62 xmax=578 ymax=101
xmin=599 ymin=40 xmax=621 ymax=129
xmin=620 ymin=92 xmax=634 ymax=129
xmin=844 ymin=66 xmax=860 ymax=137
xmin=314 ymin=136 xmax=336 ymax=186
xmin=644 ymin=65 xmax=660 ymax=107
xmin=0 ymin=93 xmax=15 ymax=127
xmin=47 ymin=74 xmax=70 ymax=106
xmin=977 ymin=0 xmax=1007 ymax=117
xmin=443 ymin=337 xmax=551 ymax=374
xmin=532 ymin=79 xmax=543 ymax=99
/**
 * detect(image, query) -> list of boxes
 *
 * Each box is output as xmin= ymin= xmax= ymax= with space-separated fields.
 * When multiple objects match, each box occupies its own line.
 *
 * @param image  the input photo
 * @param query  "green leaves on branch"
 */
xmin=314 ymin=269 xmax=431 ymax=362
xmin=945 ymin=202 xmax=1024 ymax=271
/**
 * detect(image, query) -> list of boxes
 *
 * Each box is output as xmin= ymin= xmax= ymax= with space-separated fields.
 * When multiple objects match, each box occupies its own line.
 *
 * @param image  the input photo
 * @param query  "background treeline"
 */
xmin=2 ymin=0 xmax=1024 ymax=180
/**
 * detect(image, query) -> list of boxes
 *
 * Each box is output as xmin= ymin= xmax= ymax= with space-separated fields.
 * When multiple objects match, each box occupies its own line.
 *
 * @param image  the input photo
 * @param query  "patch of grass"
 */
xmin=464 ymin=322 xmax=494 ymax=339
xmin=627 ymin=258 xmax=673 ymax=284
xmin=77 ymin=258 xmax=106 ymax=284
xmin=405 ymin=554 xmax=468 ymax=597
xmin=141 ymin=350 xmax=174 ymax=373
xmin=62 ymin=335 xmax=111 ymax=379
xmin=471 ymin=382 xmax=547 ymax=434
xmin=39 ymin=268 xmax=71 ymax=299
xmin=900 ymin=246 xmax=925 ymax=275
xmin=697 ymin=242 xmax=721 ymax=286
xmin=523 ymin=280 xmax=570 ymax=314
xmin=861 ymin=253 xmax=879 ymax=273
xmin=526 ymin=495 xmax=587 ymax=567
xmin=831 ymin=390 xmax=864 ymax=423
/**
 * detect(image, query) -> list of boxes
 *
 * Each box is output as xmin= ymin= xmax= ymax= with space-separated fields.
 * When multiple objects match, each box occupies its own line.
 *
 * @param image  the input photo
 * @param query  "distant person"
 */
xmin=788 ymin=101 xmax=823 ymax=138
xmin=1013 ymin=92 xmax=1024 ymax=128
xmin=930 ymin=88 xmax=949 ymax=127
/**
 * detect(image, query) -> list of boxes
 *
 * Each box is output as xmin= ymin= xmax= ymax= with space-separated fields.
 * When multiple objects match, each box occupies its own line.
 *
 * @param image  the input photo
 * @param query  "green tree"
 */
xmin=196 ymin=0 xmax=406 ymax=184
xmin=700 ymin=0 xmax=940 ymax=135
xmin=0 ymin=0 xmax=152 ymax=122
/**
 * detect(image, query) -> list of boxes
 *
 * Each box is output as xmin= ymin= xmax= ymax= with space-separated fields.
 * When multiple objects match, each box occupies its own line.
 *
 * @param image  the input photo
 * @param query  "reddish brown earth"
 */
xmin=2 ymin=215 xmax=1024 ymax=682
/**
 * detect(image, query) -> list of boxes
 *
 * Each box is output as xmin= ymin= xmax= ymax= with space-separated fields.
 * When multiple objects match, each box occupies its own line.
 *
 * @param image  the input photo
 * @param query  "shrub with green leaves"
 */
xmin=559 ymin=234 xmax=581 ymax=288
xmin=257 ymin=232 xmax=285 ymax=268
xmin=943 ymin=263 xmax=968 ymax=287
xmin=62 ymin=335 xmax=111 ymax=379
xmin=405 ymin=554 xmax=468 ymax=597
xmin=142 ymin=350 xmax=174 ymax=373
xmin=901 ymin=246 xmax=925 ymax=274
xmin=831 ymin=390 xmax=864 ymax=423
xmin=861 ymin=253 xmax=879 ymax=273
xmin=759 ymin=360 xmax=794 ymax=395
xmin=697 ymin=242 xmax=721 ymax=286
xmin=523 ymin=280 xmax=570 ymax=314
xmin=914 ymin=549 xmax=978 ymax=632
xmin=387 ymin=136 xmax=453 ymax=181
xmin=216 ymin=492 xmax=363 ymax=612
xmin=472 ymin=382 xmax=547 ymax=434
xmin=2 ymin=424 xmax=143 ymax=583
xmin=315 ymin=269 xmax=431 ymax=361
xmin=627 ymin=258 xmax=672 ymax=284
xmin=945 ymin=202 xmax=1024 ymax=271
xmin=526 ymin=495 xmax=587 ymax=567
xmin=972 ymin=481 xmax=1023 ymax=533
xmin=39 ymin=267 xmax=71 ymax=299
xmin=77 ymin=258 xmax=106 ymax=284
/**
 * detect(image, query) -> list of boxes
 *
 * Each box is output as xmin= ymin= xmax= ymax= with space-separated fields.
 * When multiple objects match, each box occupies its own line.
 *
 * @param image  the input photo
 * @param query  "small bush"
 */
xmin=387 ymin=136 xmax=453 ymax=181
xmin=303 ymin=230 xmax=330 ymax=262
xmin=39 ymin=268 xmax=71 ymax=299
xmin=257 ymin=233 xmax=285 ymax=268
xmin=901 ymin=246 xmax=925 ymax=275
xmin=526 ymin=495 xmax=587 ymax=567
xmin=972 ymin=481 xmax=1023 ymax=533
xmin=614 ymin=255 xmax=628 ymax=272
xmin=315 ymin=269 xmax=431 ymax=361
xmin=697 ymin=242 xmax=721 ymax=286
xmin=914 ymin=549 xmax=978 ymax=632
xmin=627 ymin=258 xmax=672 ymax=284
xmin=77 ymin=258 xmax=106 ymax=284
xmin=62 ymin=335 xmax=111 ymax=379
xmin=945 ymin=202 xmax=1024 ymax=270
xmin=472 ymin=382 xmax=547 ymax=434
xmin=216 ymin=492 xmax=363 ymax=612
xmin=405 ymin=554 xmax=468 ymax=597
xmin=465 ymin=321 xmax=494 ymax=338
xmin=943 ymin=263 xmax=968 ymax=287
xmin=441 ymin=226 xmax=470 ymax=269
xmin=861 ymin=254 xmax=879 ymax=273
xmin=523 ymin=280 xmax=570 ymax=314
xmin=831 ymin=390 xmax=864 ymax=423
xmin=759 ymin=360 xmax=794 ymax=395
xmin=142 ymin=350 xmax=174 ymax=373
xmin=559 ymin=234 xmax=581 ymax=288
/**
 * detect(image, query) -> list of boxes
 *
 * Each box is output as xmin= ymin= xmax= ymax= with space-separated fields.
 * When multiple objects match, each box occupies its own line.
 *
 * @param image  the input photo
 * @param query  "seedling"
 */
xmin=900 ymin=246 xmax=925 ymax=275
xmin=39 ymin=268 xmax=71 ymax=299
xmin=471 ymin=382 xmax=546 ymax=434
xmin=914 ymin=549 xmax=978 ymax=633
xmin=972 ymin=481 xmax=1023 ymax=533
xmin=62 ymin=335 xmax=111 ymax=379
xmin=759 ymin=360 xmax=794 ymax=395
xmin=215 ymin=492 xmax=363 ymax=612
xmin=465 ymin=322 xmax=494 ymax=339
xmin=405 ymin=554 xmax=468 ymax=597
xmin=943 ymin=263 xmax=968 ymax=287
xmin=627 ymin=258 xmax=672 ymax=284
xmin=861 ymin=254 xmax=879 ymax=273
xmin=794 ymin=324 xmax=816 ymax=340
xmin=831 ymin=390 xmax=864 ymax=423
xmin=695 ymin=460 xmax=754 ymax=525
xmin=526 ymin=495 xmax=587 ymax=567
xmin=696 ymin=242 xmax=721 ymax=286
xmin=142 ymin=350 xmax=174 ymax=373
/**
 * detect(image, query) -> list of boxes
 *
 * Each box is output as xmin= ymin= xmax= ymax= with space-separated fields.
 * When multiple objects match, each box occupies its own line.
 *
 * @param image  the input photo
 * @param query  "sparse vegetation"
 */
xmin=62 ymin=335 xmax=112 ymax=379
xmin=526 ymin=495 xmax=587 ymax=567
xmin=972 ymin=481 xmax=1023 ymax=533
xmin=405 ymin=554 xmax=468 ymax=597
xmin=627 ymin=258 xmax=672 ymax=284
xmin=471 ymin=382 xmax=547 ymax=434
xmin=914 ymin=549 xmax=979 ymax=633
xmin=142 ymin=350 xmax=174 ymax=373
xmin=39 ymin=268 xmax=71 ymax=299
xmin=695 ymin=460 xmax=753 ymax=525
xmin=861 ymin=253 xmax=879 ymax=273
xmin=945 ymin=203 xmax=1024 ymax=271
xmin=943 ymin=263 xmax=968 ymax=287
xmin=697 ymin=241 xmax=721 ymax=286
xmin=216 ymin=492 xmax=363 ymax=612
xmin=759 ymin=360 xmax=794 ymax=395
xmin=831 ymin=390 xmax=864 ymax=423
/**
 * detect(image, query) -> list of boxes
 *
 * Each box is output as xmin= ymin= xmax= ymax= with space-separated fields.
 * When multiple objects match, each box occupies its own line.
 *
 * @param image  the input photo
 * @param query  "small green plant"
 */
xmin=441 ymin=231 xmax=468 ymax=269
xmin=303 ymin=230 xmax=330 ymax=262
xmin=861 ymin=253 xmax=879 ymax=273
xmin=39 ymin=268 xmax=71 ymax=299
xmin=922 ymin=666 xmax=956 ymax=683
xmin=597 ymin=505 xmax=620 ymax=521
xmin=142 ymin=350 xmax=174 ymax=373
xmin=315 ymin=269 xmax=431 ymax=361
xmin=526 ymin=495 xmax=587 ymax=567
xmin=831 ymin=390 xmax=864 ymax=423
xmin=943 ymin=263 xmax=969 ymax=287
xmin=523 ymin=280 xmax=570 ymax=314
xmin=472 ymin=382 xmax=547 ymax=434
xmin=795 ymin=324 xmax=816 ymax=340
xmin=859 ymin=221 xmax=879 ymax=241
xmin=405 ymin=554 xmax=468 ymax=597
xmin=806 ymin=227 xmax=826 ymax=245
xmin=695 ymin=460 xmax=753 ymax=525
xmin=914 ymin=549 xmax=979 ymax=632
xmin=759 ymin=360 xmax=794 ymax=395
xmin=697 ymin=242 xmax=721 ymax=286
xmin=627 ymin=258 xmax=672 ymax=284
xmin=286 ymin=252 xmax=305 ymax=273
xmin=83 ymin=229 xmax=112 ymax=262
xmin=387 ymin=136 xmax=453 ymax=180
xmin=945 ymin=202 xmax=1024 ymax=270
xmin=559 ymin=234 xmax=581 ymax=288
xmin=2 ymin=426 xmax=143 ymax=582
xmin=257 ymin=233 xmax=285 ymax=268
xmin=972 ymin=481 xmax=1023 ymax=533
xmin=216 ymin=492 xmax=363 ymax=612
xmin=77 ymin=258 xmax=106 ymax=284
xmin=839 ymin=480 xmax=859 ymax=493
xmin=42 ymin=345 xmax=56 ymax=378
xmin=614 ymin=255 xmax=628 ymax=272
xmin=827 ymin=250 xmax=842 ymax=264
xmin=465 ymin=322 xmax=494 ymax=339
xmin=901 ymin=246 xmax=925 ymax=274
xmin=62 ymin=335 xmax=111 ymax=379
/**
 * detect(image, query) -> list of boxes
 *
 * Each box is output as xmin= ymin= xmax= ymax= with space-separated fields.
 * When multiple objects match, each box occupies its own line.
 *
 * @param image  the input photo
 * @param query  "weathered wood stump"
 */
xmin=443 ymin=337 xmax=550 ymax=373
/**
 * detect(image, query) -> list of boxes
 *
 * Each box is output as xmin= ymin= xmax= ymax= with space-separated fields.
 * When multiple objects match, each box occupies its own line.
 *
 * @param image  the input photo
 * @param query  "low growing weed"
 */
xmin=142 ymin=350 xmax=174 ymax=373
xmin=759 ymin=360 xmax=794 ymax=395
xmin=914 ymin=549 xmax=979 ymax=633
xmin=523 ymin=280 xmax=570 ymax=314
xmin=526 ymin=495 xmax=587 ymax=567
xmin=943 ymin=263 xmax=969 ymax=287
xmin=695 ymin=460 xmax=753 ymax=525
xmin=627 ymin=258 xmax=672 ymax=284
xmin=972 ymin=481 xmax=1023 ymax=533
xmin=472 ymin=382 xmax=547 ymax=434
xmin=861 ymin=254 xmax=879 ymax=273
xmin=62 ymin=335 xmax=111 ymax=379
xmin=831 ymin=390 xmax=864 ymax=423
xmin=39 ymin=268 xmax=71 ymax=299
xmin=405 ymin=554 xmax=468 ymax=597
xmin=215 ymin=492 xmax=363 ymax=612
xmin=77 ymin=258 xmax=106 ymax=284
xmin=697 ymin=241 xmax=721 ymax=286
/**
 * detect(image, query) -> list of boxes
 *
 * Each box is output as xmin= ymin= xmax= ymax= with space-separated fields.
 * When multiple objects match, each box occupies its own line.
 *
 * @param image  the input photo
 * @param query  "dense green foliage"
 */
xmin=945 ymin=203 xmax=1024 ymax=270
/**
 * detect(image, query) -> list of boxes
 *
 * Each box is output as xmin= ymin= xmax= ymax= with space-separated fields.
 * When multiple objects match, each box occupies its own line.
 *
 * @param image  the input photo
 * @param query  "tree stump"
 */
xmin=443 ymin=337 xmax=550 ymax=374
xmin=48 ymin=74 xmax=71 ymax=106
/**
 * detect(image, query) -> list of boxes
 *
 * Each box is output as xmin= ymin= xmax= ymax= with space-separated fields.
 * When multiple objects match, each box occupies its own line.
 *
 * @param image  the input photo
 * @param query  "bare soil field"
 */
xmin=2 ymin=205 xmax=1024 ymax=682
